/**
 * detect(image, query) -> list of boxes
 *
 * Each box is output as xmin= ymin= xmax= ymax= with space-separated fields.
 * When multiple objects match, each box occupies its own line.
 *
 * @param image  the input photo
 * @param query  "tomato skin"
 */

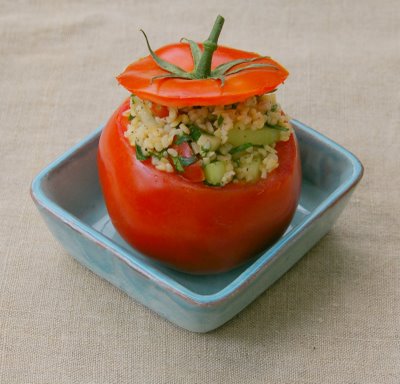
xmin=98 ymin=100 xmax=301 ymax=274
xmin=117 ymin=43 xmax=288 ymax=107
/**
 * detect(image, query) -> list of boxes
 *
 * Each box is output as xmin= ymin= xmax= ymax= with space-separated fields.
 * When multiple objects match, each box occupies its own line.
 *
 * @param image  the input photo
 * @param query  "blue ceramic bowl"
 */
xmin=31 ymin=120 xmax=363 ymax=332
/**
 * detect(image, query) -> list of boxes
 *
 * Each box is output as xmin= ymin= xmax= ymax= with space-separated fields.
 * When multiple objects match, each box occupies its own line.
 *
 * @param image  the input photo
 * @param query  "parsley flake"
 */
xmin=135 ymin=144 xmax=149 ymax=161
xmin=265 ymin=123 xmax=289 ymax=132
xmin=175 ymin=134 xmax=192 ymax=145
xmin=189 ymin=124 xmax=202 ymax=141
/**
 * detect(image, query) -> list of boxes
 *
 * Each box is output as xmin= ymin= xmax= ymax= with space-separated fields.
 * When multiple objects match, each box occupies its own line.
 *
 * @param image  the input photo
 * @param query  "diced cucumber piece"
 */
xmin=227 ymin=127 xmax=280 ymax=146
xmin=244 ymin=156 xmax=262 ymax=182
xmin=136 ymin=102 xmax=158 ymax=129
xmin=197 ymin=134 xmax=221 ymax=152
xmin=204 ymin=161 xmax=226 ymax=186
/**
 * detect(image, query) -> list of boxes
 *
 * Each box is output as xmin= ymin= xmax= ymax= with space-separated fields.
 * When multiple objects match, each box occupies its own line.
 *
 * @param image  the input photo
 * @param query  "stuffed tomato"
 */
xmin=98 ymin=15 xmax=301 ymax=273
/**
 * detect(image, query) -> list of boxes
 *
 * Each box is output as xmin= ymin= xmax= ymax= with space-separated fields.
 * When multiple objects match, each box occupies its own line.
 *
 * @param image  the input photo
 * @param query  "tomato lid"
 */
xmin=117 ymin=16 xmax=289 ymax=107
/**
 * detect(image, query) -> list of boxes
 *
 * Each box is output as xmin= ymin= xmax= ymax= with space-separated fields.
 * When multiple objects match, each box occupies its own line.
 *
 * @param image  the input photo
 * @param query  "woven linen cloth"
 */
xmin=0 ymin=0 xmax=399 ymax=383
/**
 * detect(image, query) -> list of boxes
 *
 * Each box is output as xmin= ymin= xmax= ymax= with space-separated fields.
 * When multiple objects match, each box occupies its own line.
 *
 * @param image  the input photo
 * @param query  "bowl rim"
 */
xmin=31 ymin=119 xmax=363 ymax=307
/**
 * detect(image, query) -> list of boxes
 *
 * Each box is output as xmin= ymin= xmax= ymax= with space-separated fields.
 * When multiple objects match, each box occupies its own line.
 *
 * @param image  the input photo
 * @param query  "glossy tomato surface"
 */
xmin=98 ymin=100 xmax=301 ymax=274
xmin=117 ymin=43 xmax=288 ymax=107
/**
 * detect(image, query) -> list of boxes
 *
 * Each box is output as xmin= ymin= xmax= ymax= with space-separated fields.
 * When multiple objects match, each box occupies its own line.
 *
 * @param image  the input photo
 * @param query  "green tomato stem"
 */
xmin=194 ymin=15 xmax=225 ymax=78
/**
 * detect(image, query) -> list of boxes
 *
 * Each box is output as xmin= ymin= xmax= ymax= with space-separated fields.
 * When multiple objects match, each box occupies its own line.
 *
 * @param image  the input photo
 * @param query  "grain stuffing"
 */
xmin=124 ymin=93 xmax=292 ymax=186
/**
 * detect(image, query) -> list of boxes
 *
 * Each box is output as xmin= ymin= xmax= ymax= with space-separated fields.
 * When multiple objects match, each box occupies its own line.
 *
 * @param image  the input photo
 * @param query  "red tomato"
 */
xmin=98 ymin=100 xmax=301 ymax=273
xmin=180 ymin=161 xmax=205 ymax=183
xmin=150 ymin=103 xmax=169 ymax=118
xmin=171 ymin=141 xmax=205 ymax=182
xmin=172 ymin=141 xmax=192 ymax=157
xmin=117 ymin=43 xmax=288 ymax=107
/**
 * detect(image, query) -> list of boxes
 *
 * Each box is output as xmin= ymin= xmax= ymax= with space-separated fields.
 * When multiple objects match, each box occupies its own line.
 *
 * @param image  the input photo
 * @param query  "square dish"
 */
xmin=30 ymin=120 xmax=363 ymax=332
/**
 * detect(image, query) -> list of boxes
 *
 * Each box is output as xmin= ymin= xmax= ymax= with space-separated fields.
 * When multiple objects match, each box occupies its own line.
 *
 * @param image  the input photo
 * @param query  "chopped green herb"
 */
xmin=170 ymin=153 xmax=197 ymax=172
xmin=217 ymin=115 xmax=224 ymax=126
xmin=128 ymin=114 xmax=134 ymax=121
xmin=264 ymin=123 xmax=289 ymax=132
xmin=130 ymin=94 xmax=136 ymax=103
xmin=189 ymin=124 xmax=202 ymax=141
xmin=209 ymin=114 xmax=217 ymax=122
xmin=179 ymin=156 xmax=197 ymax=167
xmin=175 ymin=134 xmax=192 ymax=145
xmin=229 ymin=143 xmax=253 ymax=155
xmin=271 ymin=104 xmax=278 ymax=112
xmin=171 ymin=156 xmax=184 ymax=172
xmin=135 ymin=144 xmax=149 ymax=161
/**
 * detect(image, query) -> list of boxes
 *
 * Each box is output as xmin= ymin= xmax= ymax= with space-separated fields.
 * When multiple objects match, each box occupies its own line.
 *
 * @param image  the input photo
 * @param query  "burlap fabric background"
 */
xmin=1 ymin=0 xmax=399 ymax=382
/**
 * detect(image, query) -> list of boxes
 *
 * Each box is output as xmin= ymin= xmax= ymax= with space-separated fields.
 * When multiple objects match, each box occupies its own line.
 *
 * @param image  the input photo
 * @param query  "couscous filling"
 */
xmin=124 ymin=93 xmax=292 ymax=186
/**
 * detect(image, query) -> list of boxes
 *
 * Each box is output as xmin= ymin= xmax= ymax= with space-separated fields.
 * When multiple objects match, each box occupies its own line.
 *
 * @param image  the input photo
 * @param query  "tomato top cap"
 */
xmin=117 ymin=15 xmax=289 ymax=107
